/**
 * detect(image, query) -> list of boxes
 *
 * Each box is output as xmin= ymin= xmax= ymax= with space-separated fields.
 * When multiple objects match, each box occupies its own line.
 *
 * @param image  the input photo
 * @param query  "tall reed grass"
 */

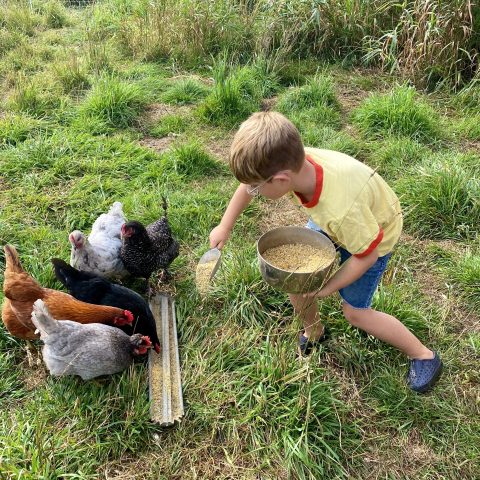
xmin=91 ymin=0 xmax=478 ymax=88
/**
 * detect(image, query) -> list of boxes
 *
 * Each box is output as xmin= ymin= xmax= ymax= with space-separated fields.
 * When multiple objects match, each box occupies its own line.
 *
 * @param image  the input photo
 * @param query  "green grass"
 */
xmin=0 ymin=2 xmax=479 ymax=479
xmin=0 ymin=113 xmax=45 ymax=147
xmin=368 ymin=136 xmax=430 ymax=180
xmin=77 ymin=75 xmax=147 ymax=130
xmin=352 ymin=85 xmax=444 ymax=143
xmin=161 ymin=78 xmax=210 ymax=105
xmin=396 ymin=153 xmax=480 ymax=240
xmin=149 ymin=114 xmax=191 ymax=138
xmin=453 ymin=114 xmax=480 ymax=141
xmin=197 ymin=59 xmax=277 ymax=126
xmin=276 ymin=75 xmax=340 ymax=113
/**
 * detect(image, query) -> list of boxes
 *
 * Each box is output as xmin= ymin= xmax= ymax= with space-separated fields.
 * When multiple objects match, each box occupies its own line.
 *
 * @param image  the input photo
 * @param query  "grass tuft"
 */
xmin=161 ymin=142 xmax=225 ymax=178
xmin=0 ymin=113 xmax=44 ymax=147
xmin=78 ymin=75 xmax=147 ymax=129
xmin=149 ymin=114 xmax=190 ymax=138
xmin=162 ymin=78 xmax=210 ymax=105
xmin=368 ymin=136 xmax=430 ymax=180
xmin=396 ymin=153 xmax=480 ymax=240
xmin=198 ymin=59 xmax=277 ymax=126
xmin=352 ymin=85 xmax=443 ymax=143
xmin=276 ymin=75 xmax=340 ymax=113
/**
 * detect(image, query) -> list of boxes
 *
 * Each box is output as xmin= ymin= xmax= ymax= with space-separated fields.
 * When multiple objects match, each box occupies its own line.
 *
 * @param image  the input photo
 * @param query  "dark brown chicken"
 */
xmin=120 ymin=196 xmax=179 ymax=283
xmin=2 ymin=245 xmax=134 ymax=340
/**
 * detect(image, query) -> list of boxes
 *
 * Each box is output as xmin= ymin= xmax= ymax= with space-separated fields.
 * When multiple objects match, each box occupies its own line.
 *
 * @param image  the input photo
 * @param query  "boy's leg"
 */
xmin=341 ymin=304 xmax=433 ymax=359
xmin=289 ymin=293 xmax=324 ymax=340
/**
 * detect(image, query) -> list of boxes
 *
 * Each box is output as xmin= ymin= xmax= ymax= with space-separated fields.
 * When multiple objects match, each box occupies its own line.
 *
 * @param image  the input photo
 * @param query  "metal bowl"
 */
xmin=257 ymin=226 xmax=336 ymax=294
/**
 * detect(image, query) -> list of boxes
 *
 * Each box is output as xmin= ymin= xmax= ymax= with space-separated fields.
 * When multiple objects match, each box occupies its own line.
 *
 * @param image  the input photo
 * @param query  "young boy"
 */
xmin=209 ymin=111 xmax=442 ymax=393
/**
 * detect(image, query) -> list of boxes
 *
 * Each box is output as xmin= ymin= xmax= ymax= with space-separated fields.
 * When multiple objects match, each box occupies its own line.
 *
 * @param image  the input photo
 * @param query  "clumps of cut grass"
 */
xmin=352 ymin=85 xmax=443 ymax=143
xmin=0 ymin=113 xmax=44 ymax=147
xmin=77 ymin=75 xmax=147 ymax=130
xmin=368 ymin=136 xmax=430 ymax=180
xmin=162 ymin=78 xmax=210 ymax=105
xmin=396 ymin=153 xmax=480 ymax=240
xmin=276 ymin=75 xmax=340 ymax=113
xmin=149 ymin=114 xmax=190 ymax=138
xmin=161 ymin=142 xmax=225 ymax=178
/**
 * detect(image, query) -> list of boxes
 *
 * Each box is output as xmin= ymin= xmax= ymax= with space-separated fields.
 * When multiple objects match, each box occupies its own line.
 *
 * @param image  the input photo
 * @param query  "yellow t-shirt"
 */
xmin=290 ymin=148 xmax=403 ymax=257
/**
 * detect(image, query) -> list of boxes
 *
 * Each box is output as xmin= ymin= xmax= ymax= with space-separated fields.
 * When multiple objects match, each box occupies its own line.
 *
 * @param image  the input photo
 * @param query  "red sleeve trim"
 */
xmin=354 ymin=227 xmax=384 ymax=258
xmin=293 ymin=155 xmax=323 ymax=208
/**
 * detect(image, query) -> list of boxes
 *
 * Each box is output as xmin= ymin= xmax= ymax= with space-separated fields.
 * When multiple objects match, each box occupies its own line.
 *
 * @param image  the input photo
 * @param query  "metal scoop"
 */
xmin=197 ymin=247 xmax=222 ymax=280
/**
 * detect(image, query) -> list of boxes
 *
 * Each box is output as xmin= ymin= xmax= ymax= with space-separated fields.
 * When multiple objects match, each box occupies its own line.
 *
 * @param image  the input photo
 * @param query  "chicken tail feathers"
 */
xmin=3 ymin=245 xmax=24 ymax=274
xmin=51 ymin=258 xmax=82 ymax=288
xmin=108 ymin=201 xmax=124 ymax=218
xmin=161 ymin=195 xmax=168 ymax=217
xmin=31 ymin=299 xmax=60 ymax=336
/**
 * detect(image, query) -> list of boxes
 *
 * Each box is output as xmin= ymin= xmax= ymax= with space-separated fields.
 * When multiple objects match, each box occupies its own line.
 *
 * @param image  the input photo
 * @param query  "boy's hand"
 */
xmin=209 ymin=225 xmax=231 ymax=249
xmin=303 ymin=288 xmax=330 ymax=299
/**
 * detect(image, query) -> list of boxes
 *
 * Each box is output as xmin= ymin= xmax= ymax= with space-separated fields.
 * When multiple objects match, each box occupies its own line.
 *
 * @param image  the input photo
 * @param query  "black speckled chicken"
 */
xmin=120 ymin=196 xmax=179 ymax=285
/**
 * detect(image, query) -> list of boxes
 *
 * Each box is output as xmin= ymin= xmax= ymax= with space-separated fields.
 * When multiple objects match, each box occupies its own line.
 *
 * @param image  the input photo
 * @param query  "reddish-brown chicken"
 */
xmin=2 ymin=245 xmax=134 ymax=340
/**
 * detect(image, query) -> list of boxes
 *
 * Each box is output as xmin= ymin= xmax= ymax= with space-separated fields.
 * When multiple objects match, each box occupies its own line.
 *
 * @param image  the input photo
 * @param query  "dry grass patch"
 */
xmin=258 ymin=197 xmax=308 ymax=234
xmin=361 ymin=429 xmax=442 ymax=479
xmin=138 ymin=136 xmax=175 ymax=153
xmin=139 ymin=102 xmax=192 ymax=129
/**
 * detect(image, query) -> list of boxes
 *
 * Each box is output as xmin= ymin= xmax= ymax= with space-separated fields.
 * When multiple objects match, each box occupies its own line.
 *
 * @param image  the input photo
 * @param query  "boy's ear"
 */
xmin=272 ymin=170 xmax=292 ymax=183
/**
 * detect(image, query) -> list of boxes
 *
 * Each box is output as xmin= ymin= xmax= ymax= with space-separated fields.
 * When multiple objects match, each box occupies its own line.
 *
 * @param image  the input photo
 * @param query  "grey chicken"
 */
xmin=31 ymin=299 xmax=151 ymax=381
xmin=69 ymin=202 xmax=129 ymax=279
xmin=120 ymin=196 xmax=179 ymax=285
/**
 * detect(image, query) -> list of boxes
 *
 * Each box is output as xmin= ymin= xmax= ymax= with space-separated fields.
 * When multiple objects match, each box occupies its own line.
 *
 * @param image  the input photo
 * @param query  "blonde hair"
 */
xmin=229 ymin=111 xmax=304 ymax=183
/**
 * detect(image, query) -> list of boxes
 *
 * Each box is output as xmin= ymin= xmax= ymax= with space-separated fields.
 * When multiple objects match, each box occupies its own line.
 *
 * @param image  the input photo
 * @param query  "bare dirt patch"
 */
xmin=360 ymin=429 xmax=442 ymax=479
xmin=141 ymin=103 xmax=192 ymax=126
xmin=21 ymin=357 xmax=48 ymax=390
xmin=101 ymin=445 xmax=284 ymax=479
xmin=139 ymin=136 xmax=175 ymax=153
xmin=204 ymin=131 xmax=235 ymax=163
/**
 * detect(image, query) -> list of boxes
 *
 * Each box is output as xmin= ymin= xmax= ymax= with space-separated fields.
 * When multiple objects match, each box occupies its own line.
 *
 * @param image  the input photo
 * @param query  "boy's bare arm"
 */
xmin=305 ymin=248 xmax=379 ymax=298
xmin=210 ymin=184 xmax=253 ymax=248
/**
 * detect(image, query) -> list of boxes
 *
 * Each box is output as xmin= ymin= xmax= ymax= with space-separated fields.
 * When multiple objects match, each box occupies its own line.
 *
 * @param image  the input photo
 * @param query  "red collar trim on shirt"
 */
xmin=293 ymin=155 xmax=323 ymax=208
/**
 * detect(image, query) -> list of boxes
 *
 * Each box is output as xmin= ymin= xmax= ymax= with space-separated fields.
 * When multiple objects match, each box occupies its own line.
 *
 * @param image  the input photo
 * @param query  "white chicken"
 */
xmin=69 ymin=201 xmax=129 ymax=279
xmin=31 ymin=299 xmax=152 ymax=380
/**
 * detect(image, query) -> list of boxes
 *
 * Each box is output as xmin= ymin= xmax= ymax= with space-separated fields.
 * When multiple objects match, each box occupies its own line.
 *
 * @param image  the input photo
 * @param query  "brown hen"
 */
xmin=2 ymin=245 xmax=134 ymax=340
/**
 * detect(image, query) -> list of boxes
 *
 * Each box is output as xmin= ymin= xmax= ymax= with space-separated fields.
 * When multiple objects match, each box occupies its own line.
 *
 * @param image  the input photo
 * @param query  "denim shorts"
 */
xmin=306 ymin=219 xmax=391 ymax=309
